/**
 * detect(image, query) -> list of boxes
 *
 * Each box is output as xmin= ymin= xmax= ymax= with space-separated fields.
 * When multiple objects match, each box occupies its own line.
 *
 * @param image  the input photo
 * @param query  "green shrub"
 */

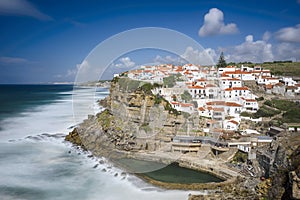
xmin=271 ymin=99 xmax=295 ymax=111
xmin=253 ymin=106 xmax=281 ymax=118
xmin=163 ymin=75 xmax=176 ymax=87
xmin=240 ymin=111 xmax=253 ymax=117
xmin=264 ymin=100 xmax=272 ymax=106
xmin=181 ymin=90 xmax=192 ymax=102
xmin=256 ymin=96 xmax=264 ymax=101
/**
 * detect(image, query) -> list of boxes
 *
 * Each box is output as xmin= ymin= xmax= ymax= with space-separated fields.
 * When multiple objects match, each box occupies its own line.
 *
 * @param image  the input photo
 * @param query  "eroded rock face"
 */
xmin=266 ymin=135 xmax=300 ymax=200
xmin=290 ymin=171 xmax=300 ymax=199
xmin=66 ymin=78 xmax=200 ymax=157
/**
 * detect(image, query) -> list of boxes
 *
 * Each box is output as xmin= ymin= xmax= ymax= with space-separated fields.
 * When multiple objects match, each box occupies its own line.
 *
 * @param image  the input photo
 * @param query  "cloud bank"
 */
xmin=275 ymin=24 xmax=300 ymax=43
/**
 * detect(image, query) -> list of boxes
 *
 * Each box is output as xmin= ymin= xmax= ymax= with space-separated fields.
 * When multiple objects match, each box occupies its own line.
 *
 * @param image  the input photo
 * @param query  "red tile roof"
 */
xmin=206 ymin=101 xmax=225 ymax=106
xmin=225 ymin=87 xmax=249 ymax=91
xmin=198 ymin=107 xmax=205 ymax=111
xmin=206 ymin=84 xmax=217 ymax=87
xmin=229 ymin=120 xmax=239 ymax=125
xmin=225 ymin=102 xmax=242 ymax=107
xmin=180 ymin=103 xmax=193 ymax=107
xmin=188 ymin=85 xmax=205 ymax=89
xmin=265 ymin=84 xmax=273 ymax=89
xmin=213 ymin=107 xmax=224 ymax=112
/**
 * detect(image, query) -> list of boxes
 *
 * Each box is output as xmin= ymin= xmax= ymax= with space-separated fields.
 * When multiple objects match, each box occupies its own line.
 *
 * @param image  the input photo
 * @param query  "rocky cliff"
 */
xmin=258 ymin=133 xmax=300 ymax=199
xmin=66 ymin=77 xmax=200 ymax=158
xmin=66 ymin=77 xmax=300 ymax=199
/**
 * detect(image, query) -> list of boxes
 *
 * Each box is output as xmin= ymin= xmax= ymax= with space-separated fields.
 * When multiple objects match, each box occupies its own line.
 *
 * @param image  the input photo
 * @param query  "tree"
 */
xmin=181 ymin=90 xmax=192 ymax=102
xmin=217 ymin=52 xmax=227 ymax=68
xmin=163 ymin=75 xmax=176 ymax=87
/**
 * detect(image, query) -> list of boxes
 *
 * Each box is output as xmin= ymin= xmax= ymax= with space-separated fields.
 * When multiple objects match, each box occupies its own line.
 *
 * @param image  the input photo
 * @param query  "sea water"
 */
xmin=0 ymin=85 xmax=195 ymax=200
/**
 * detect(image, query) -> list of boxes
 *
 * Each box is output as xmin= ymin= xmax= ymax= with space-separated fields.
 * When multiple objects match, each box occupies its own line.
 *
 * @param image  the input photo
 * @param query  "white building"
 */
xmin=240 ymin=97 xmax=259 ymax=112
xmin=222 ymin=87 xmax=251 ymax=99
xmin=256 ymin=76 xmax=279 ymax=85
xmin=171 ymin=102 xmax=194 ymax=114
xmin=219 ymin=78 xmax=242 ymax=89
xmin=280 ymin=77 xmax=297 ymax=86
xmin=223 ymin=119 xmax=240 ymax=131
xmin=224 ymin=102 xmax=243 ymax=117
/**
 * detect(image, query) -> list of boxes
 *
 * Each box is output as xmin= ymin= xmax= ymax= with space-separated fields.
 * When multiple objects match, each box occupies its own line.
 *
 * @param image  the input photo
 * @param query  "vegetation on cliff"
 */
xmin=227 ymin=61 xmax=300 ymax=77
xmin=241 ymin=98 xmax=300 ymax=125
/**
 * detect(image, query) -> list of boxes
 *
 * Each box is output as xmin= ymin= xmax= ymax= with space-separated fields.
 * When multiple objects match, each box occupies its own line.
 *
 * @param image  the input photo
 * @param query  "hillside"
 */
xmin=231 ymin=61 xmax=300 ymax=77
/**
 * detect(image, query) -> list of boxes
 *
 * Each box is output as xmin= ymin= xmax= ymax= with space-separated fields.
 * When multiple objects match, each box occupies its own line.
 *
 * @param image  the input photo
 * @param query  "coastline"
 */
xmin=66 ymin=78 xmax=300 ymax=199
xmin=65 ymin=113 xmax=241 ymax=191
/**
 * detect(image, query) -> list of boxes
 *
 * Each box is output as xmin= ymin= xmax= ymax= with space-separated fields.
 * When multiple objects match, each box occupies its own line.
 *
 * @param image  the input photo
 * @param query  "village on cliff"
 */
xmin=113 ymin=61 xmax=300 ymax=158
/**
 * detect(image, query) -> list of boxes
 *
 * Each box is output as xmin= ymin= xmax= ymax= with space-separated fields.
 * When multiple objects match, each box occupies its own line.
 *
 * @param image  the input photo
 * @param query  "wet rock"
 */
xmin=99 ymin=160 xmax=105 ymax=164
xmin=121 ymin=172 xmax=127 ymax=177
xmin=93 ymin=164 xmax=98 ymax=168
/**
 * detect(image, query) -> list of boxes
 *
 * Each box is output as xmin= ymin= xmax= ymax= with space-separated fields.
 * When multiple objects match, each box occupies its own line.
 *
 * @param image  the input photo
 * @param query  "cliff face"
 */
xmin=266 ymin=134 xmax=300 ymax=200
xmin=106 ymin=78 xmax=206 ymax=150
xmin=255 ymin=133 xmax=300 ymax=199
xmin=66 ymin=78 xmax=199 ymax=156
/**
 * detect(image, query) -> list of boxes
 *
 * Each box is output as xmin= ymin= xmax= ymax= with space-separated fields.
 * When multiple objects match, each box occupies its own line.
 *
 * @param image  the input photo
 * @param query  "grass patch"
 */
xmin=232 ymin=150 xmax=248 ymax=163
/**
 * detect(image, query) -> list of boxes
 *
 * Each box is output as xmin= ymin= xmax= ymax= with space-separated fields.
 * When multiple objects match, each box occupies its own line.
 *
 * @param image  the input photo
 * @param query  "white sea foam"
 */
xmin=0 ymin=86 xmax=198 ymax=200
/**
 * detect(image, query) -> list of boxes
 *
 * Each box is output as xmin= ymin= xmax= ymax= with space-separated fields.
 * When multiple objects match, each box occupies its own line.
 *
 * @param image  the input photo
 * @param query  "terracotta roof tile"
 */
xmin=225 ymin=102 xmax=242 ymax=107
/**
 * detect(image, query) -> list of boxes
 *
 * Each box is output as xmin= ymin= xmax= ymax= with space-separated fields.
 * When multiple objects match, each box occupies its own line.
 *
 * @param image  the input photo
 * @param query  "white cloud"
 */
xmin=262 ymin=31 xmax=271 ymax=41
xmin=0 ymin=56 xmax=29 ymax=64
xmin=275 ymin=42 xmax=300 ymax=61
xmin=154 ymin=55 xmax=185 ymax=65
xmin=181 ymin=46 xmax=216 ymax=65
xmin=225 ymin=35 xmax=274 ymax=63
xmin=76 ymin=60 xmax=90 ymax=73
xmin=66 ymin=68 xmax=77 ymax=77
xmin=114 ymin=57 xmax=135 ymax=68
xmin=275 ymin=24 xmax=300 ymax=43
xmin=199 ymin=8 xmax=238 ymax=37
xmin=0 ymin=0 xmax=52 ymax=21
xmin=245 ymin=35 xmax=253 ymax=42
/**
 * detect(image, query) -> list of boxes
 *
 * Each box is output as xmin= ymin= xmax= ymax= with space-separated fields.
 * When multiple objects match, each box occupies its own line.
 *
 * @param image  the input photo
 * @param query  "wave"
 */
xmin=0 ymin=86 xmax=197 ymax=200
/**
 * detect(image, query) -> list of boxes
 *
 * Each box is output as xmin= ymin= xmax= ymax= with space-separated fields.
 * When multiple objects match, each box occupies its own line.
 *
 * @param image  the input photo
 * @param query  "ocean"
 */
xmin=0 ymin=84 xmax=194 ymax=200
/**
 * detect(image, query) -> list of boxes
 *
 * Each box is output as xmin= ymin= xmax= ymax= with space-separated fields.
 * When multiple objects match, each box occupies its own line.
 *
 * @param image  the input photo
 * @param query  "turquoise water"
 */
xmin=115 ymin=158 xmax=222 ymax=183
xmin=142 ymin=163 xmax=223 ymax=183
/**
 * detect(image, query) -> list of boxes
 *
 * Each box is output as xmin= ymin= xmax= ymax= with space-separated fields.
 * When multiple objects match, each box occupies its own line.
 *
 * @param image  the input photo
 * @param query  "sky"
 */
xmin=0 ymin=0 xmax=300 ymax=83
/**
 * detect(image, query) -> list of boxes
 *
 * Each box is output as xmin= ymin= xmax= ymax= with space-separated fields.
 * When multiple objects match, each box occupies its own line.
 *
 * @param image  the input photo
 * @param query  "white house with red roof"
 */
xmin=240 ymin=97 xmax=259 ymax=112
xmin=280 ymin=77 xmax=297 ymax=86
xmin=222 ymin=69 xmax=255 ymax=81
xmin=224 ymin=102 xmax=243 ymax=117
xmin=222 ymin=86 xmax=251 ymax=100
xmin=223 ymin=118 xmax=240 ymax=131
xmin=219 ymin=78 xmax=242 ymax=89
xmin=218 ymin=66 xmax=236 ymax=74
xmin=256 ymin=75 xmax=279 ymax=85
xmin=171 ymin=101 xmax=195 ymax=114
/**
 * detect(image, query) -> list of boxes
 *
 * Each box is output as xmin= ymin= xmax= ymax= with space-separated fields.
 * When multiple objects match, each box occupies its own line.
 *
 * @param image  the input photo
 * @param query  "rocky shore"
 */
xmin=66 ymin=77 xmax=300 ymax=199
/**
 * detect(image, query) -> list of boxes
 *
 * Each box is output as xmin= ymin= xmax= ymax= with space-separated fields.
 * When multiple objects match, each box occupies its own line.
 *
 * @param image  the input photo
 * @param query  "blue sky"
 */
xmin=0 ymin=0 xmax=300 ymax=83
